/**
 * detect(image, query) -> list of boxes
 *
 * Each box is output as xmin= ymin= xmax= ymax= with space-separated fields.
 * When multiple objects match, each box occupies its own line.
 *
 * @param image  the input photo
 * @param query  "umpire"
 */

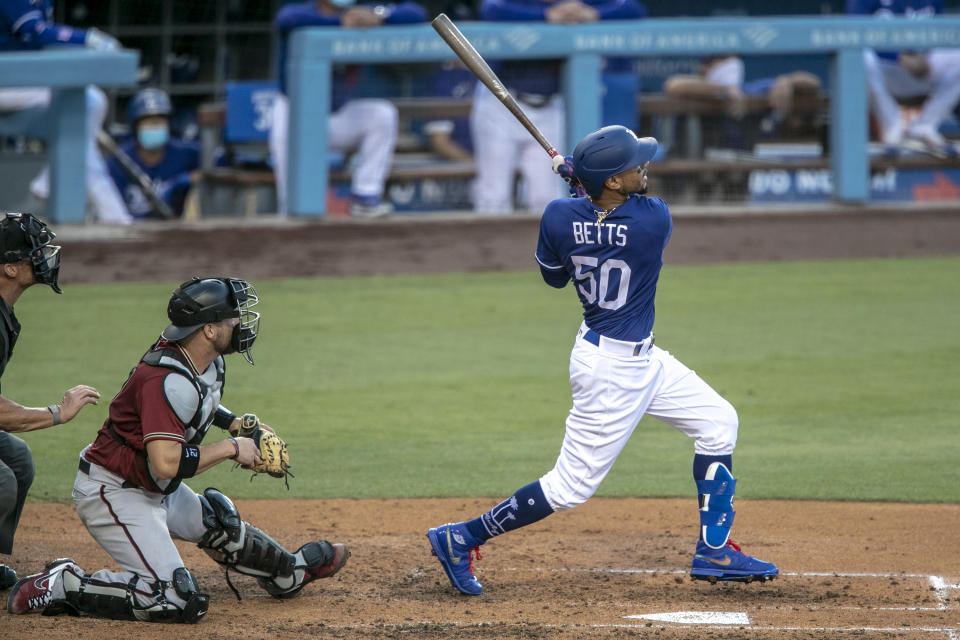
xmin=0 ymin=212 xmax=100 ymax=590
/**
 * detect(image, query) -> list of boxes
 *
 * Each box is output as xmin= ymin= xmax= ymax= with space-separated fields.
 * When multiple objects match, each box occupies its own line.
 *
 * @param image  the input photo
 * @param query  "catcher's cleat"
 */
xmin=259 ymin=541 xmax=349 ymax=599
xmin=0 ymin=564 xmax=17 ymax=590
xmin=6 ymin=558 xmax=78 ymax=614
xmin=426 ymin=522 xmax=485 ymax=596
xmin=690 ymin=539 xmax=778 ymax=583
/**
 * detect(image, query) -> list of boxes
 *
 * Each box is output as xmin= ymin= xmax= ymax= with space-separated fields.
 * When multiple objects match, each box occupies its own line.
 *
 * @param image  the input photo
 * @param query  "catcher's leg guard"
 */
xmin=697 ymin=462 xmax=736 ymax=549
xmin=197 ymin=488 xmax=296 ymax=582
xmin=256 ymin=541 xmax=349 ymax=599
xmin=51 ymin=566 xmax=208 ymax=623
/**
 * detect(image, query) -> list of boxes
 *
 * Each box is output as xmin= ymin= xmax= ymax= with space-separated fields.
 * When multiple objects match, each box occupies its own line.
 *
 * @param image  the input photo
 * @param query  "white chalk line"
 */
xmin=501 ymin=566 xmax=958 ymax=633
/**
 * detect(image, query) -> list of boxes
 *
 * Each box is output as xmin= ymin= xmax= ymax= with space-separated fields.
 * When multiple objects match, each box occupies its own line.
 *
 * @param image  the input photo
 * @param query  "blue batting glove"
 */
xmin=557 ymin=155 xmax=586 ymax=197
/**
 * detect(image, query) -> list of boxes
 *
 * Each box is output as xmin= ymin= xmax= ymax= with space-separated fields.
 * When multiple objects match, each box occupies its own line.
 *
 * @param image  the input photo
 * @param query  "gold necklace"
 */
xmin=594 ymin=208 xmax=613 ymax=223
xmin=178 ymin=344 xmax=201 ymax=376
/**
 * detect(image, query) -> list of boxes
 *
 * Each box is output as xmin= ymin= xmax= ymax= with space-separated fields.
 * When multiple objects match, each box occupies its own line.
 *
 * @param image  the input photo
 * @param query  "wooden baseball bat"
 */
xmin=431 ymin=13 xmax=564 ymax=172
xmin=96 ymin=130 xmax=176 ymax=220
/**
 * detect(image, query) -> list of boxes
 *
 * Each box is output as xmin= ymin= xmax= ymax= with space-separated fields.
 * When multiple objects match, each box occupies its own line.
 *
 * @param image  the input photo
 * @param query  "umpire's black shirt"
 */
xmin=0 ymin=296 xmax=21 ymax=393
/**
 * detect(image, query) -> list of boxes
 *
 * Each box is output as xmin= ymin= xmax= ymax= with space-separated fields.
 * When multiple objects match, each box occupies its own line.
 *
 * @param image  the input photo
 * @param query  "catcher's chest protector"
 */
xmin=142 ymin=345 xmax=226 ymax=445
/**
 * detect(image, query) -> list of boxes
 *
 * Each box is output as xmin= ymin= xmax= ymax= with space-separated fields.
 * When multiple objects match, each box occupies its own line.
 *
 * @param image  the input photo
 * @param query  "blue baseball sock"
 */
xmin=693 ymin=454 xmax=732 ymax=482
xmin=465 ymin=481 xmax=555 ymax=541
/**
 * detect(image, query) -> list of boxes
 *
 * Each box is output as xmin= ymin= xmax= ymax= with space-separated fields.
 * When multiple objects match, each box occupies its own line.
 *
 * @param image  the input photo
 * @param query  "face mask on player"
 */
xmin=138 ymin=125 xmax=169 ymax=150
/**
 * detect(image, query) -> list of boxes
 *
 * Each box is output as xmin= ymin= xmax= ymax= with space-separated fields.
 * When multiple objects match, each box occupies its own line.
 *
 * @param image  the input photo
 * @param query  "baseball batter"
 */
xmin=848 ymin=0 xmax=960 ymax=150
xmin=7 ymin=278 xmax=348 ymax=623
xmin=428 ymin=126 xmax=778 ymax=595
xmin=0 ymin=0 xmax=132 ymax=224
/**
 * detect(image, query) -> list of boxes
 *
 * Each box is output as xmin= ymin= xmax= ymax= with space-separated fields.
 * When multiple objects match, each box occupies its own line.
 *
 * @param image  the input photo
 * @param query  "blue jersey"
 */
xmin=535 ymin=194 xmax=672 ymax=341
xmin=479 ymin=0 xmax=646 ymax=98
xmin=274 ymin=1 xmax=427 ymax=107
xmin=847 ymin=0 xmax=941 ymax=60
xmin=0 ymin=0 xmax=87 ymax=51
xmin=107 ymin=140 xmax=199 ymax=220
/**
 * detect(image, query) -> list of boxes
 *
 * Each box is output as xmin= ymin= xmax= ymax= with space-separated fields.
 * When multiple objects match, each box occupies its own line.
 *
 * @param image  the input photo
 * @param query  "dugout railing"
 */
xmin=0 ymin=49 xmax=139 ymax=224
xmin=283 ymin=15 xmax=960 ymax=216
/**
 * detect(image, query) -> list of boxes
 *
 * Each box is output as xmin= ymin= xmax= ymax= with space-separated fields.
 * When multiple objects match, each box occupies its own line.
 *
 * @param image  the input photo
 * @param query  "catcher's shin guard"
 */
xmin=198 ymin=488 xmax=296 ymax=583
xmin=52 ymin=566 xmax=208 ymax=623
xmin=697 ymin=462 xmax=736 ymax=549
xmin=257 ymin=541 xmax=349 ymax=599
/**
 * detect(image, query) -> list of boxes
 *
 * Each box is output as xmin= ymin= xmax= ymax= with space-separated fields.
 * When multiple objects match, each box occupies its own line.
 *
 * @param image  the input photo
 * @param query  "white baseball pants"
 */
xmin=269 ymin=93 xmax=398 ymax=215
xmin=539 ymin=323 xmax=738 ymax=511
xmin=863 ymin=48 xmax=960 ymax=142
xmin=71 ymin=451 xmax=207 ymax=610
xmin=470 ymin=83 xmax=565 ymax=215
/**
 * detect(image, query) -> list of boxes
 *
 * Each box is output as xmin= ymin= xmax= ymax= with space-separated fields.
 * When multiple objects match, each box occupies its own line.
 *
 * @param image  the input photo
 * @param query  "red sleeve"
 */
xmin=139 ymin=373 xmax=187 ymax=445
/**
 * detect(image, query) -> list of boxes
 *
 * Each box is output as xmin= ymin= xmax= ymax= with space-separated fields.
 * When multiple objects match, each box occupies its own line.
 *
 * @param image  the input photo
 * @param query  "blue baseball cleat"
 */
xmin=427 ymin=522 xmax=485 ymax=595
xmin=690 ymin=539 xmax=778 ymax=584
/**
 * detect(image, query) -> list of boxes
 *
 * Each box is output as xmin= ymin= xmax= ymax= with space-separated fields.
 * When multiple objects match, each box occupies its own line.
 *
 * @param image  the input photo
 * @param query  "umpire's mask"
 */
xmin=0 ymin=212 xmax=62 ymax=293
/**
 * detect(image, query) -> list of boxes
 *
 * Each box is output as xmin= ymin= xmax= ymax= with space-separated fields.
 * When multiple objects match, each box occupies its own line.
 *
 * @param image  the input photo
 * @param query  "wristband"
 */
xmin=227 ymin=437 xmax=240 ymax=460
xmin=48 ymin=404 xmax=61 ymax=425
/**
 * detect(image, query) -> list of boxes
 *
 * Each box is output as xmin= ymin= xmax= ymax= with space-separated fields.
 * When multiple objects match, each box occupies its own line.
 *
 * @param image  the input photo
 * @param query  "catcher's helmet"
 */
xmin=128 ymin=87 xmax=172 ymax=123
xmin=572 ymin=126 xmax=658 ymax=198
xmin=0 ymin=212 xmax=62 ymax=293
xmin=162 ymin=277 xmax=260 ymax=364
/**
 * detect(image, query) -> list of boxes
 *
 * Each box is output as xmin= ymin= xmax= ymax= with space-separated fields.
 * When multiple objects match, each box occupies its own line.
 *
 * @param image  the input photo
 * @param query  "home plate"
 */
xmin=625 ymin=611 xmax=750 ymax=625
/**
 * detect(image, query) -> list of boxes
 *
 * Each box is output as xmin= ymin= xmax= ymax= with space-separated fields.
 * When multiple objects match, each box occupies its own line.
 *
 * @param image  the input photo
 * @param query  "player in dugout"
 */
xmin=269 ymin=0 xmax=429 ymax=218
xmin=0 ymin=0 xmax=132 ymax=223
xmin=107 ymin=87 xmax=201 ymax=221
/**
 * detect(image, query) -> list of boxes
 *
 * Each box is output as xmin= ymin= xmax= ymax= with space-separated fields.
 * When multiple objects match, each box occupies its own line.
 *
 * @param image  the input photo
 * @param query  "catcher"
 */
xmin=6 ymin=277 xmax=348 ymax=623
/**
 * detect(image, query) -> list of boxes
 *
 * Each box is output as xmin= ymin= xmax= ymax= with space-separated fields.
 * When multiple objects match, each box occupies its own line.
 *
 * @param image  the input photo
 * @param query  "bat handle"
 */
xmin=549 ymin=149 xmax=565 ymax=174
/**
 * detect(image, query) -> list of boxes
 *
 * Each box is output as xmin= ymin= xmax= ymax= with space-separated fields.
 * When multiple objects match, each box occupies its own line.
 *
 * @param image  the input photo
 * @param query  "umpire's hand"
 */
xmin=58 ymin=385 xmax=101 ymax=423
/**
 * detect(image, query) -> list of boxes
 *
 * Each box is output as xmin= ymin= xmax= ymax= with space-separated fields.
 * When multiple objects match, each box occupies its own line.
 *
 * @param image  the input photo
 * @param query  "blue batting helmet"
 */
xmin=127 ymin=87 xmax=172 ymax=123
xmin=572 ymin=126 xmax=658 ymax=198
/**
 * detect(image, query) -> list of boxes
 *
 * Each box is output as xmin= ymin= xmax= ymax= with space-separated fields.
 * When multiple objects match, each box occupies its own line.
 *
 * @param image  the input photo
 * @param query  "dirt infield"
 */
xmin=5 ymin=499 xmax=960 ymax=638
xmin=5 ymin=205 xmax=959 ymax=637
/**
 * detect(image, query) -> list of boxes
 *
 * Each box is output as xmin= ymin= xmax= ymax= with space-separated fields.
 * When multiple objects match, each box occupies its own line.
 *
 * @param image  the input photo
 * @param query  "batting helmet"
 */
xmin=0 ymin=212 xmax=62 ymax=293
xmin=162 ymin=277 xmax=260 ymax=364
xmin=571 ymin=126 xmax=658 ymax=198
xmin=128 ymin=87 xmax=172 ymax=123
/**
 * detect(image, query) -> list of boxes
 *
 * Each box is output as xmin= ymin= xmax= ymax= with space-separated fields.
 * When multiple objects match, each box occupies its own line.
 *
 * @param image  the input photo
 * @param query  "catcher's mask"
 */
xmin=0 ymin=212 xmax=62 ymax=293
xmin=162 ymin=277 xmax=260 ymax=364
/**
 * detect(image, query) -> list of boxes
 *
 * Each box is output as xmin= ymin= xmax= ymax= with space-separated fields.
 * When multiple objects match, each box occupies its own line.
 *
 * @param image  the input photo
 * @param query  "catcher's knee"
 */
xmin=197 ymin=487 xmax=295 ymax=580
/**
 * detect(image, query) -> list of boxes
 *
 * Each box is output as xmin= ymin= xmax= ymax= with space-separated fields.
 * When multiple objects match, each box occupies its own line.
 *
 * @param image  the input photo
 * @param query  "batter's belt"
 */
xmin=580 ymin=325 xmax=655 ymax=358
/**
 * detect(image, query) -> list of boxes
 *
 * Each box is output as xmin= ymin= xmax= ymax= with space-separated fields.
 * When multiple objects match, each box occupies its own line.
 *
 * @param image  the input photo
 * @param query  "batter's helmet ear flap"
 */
xmin=571 ymin=126 xmax=658 ymax=198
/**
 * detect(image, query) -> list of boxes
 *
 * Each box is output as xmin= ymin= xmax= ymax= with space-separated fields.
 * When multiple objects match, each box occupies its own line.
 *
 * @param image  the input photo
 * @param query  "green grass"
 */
xmin=8 ymin=256 xmax=959 ymax=503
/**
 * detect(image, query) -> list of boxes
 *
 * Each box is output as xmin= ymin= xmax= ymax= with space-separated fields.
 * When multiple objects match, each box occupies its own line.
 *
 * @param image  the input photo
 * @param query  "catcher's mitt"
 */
xmin=237 ymin=413 xmax=293 ymax=487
